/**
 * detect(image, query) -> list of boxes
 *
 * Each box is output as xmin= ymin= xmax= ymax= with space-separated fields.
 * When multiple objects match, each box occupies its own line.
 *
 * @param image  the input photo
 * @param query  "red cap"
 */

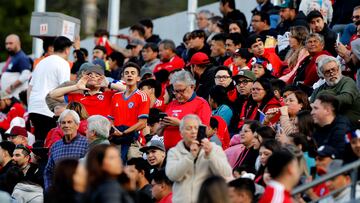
xmin=189 ymin=52 xmax=210 ymax=65
xmin=10 ymin=126 xmax=28 ymax=137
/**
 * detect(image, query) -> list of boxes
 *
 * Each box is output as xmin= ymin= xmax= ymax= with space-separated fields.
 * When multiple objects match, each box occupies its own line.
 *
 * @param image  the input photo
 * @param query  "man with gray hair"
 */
xmin=86 ymin=115 xmax=111 ymax=149
xmin=153 ymin=39 xmax=185 ymax=73
xmin=196 ymin=10 xmax=213 ymax=35
xmin=161 ymin=70 xmax=211 ymax=150
xmin=44 ymin=109 xmax=88 ymax=190
xmin=310 ymin=56 xmax=360 ymax=128
xmin=166 ymin=114 xmax=232 ymax=203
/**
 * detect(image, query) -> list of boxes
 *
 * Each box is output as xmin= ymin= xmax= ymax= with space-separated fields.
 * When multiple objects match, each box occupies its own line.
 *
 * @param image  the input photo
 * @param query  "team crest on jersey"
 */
xmin=128 ymin=102 xmax=134 ymax=108
xmin=97 ymin=95 xmax=104 ymax=100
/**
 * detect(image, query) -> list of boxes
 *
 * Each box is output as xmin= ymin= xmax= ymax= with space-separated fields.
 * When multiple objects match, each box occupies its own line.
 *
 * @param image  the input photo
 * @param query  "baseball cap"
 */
xmin=86 ymin=64 xmax=105 ymax=76
xmin=92 ymin=59 xmax=106 ymax=70
xmin=189 ymin=52 xmax=210 ymax=65
xmin=140 ymin=139 xmax=165 ymax=153
xmin=246 ymin=34 xmax=263 ymax=48
xmin=279 ymin=0 xmax=297 ymax=9
xmin=10 ymin=126 xmax=28 ymax=137
xmin=307 ymin=10 xmax=323 ymax=23
xmin=128 ymin=38 xmax=146 ymax=48
xmin=0 ymin=91 xmax=11 ymax=100
xmin=317 ymin=145 xmax=336 ymax=159
xmin=233 ymin=70 xmax=256 ymax=81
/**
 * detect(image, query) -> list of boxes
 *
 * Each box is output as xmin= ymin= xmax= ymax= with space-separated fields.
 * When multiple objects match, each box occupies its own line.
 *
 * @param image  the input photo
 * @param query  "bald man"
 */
xmin=1 ymin=34 xmax=31 ymax=99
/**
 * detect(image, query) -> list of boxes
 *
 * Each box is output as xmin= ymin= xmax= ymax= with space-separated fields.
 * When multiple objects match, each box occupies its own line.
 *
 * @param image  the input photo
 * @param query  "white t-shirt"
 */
xmin=28 ymin=55 xmax=70 ymax=117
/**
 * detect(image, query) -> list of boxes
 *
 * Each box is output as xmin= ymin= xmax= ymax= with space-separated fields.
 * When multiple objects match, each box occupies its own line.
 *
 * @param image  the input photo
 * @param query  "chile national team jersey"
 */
xmin=111 ymin=89 xmax=150 ymax=126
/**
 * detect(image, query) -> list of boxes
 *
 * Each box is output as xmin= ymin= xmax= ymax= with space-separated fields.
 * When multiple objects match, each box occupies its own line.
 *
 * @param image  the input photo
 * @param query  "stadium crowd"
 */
xmin=0 ymin=0 xmax=360 ymax=202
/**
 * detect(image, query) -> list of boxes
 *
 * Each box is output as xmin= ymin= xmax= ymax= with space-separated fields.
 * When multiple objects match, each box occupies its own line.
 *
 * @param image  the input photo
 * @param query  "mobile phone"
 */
xmin=336 ymin=33 xmax=340 ymax=46
xmin=159 ymin=112 xmax=168 ymax=119
xmin=197 ymin=125 xmax=207 ymax=142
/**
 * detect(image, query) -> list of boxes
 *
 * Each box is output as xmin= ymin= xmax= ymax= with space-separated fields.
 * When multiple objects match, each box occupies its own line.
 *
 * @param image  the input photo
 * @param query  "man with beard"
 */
xmin=1 ymin=34 xmax=32 ymax=100
xmin=310 ymin=56 xmax=360 ymax=128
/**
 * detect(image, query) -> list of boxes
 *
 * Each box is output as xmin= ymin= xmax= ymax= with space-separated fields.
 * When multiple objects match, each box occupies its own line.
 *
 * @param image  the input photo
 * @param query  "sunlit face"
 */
xmin=289 ymin=36 xmax=300 ymax=49
xmin=92 ymin=49 xmax=106 ymax=60
xmin=5 ymin=35 xmax=19 ymax=53
xmin=123 ymin=67 xmax=140 ymax=86
xmin=102 ymin=147 xmax=122 ymax=176
xmin=306 ymin=37 xmax=324 ymax=55
xmin=249 ymin=41 xmax=265 ymax=57
xmin=240 ymin=124 xmax=254 ymax=147
xmin=252 ymin=64 xmax=265 ymax=78
xmin=236 ymin=77 xmax=253 ymax=96
xmin=229 ymin=23 xmax=241 ymax=34
xmin=285 ymin=93 xmax=303 ymax=117
xmin=311 ymin=99 xmax=329 ymax=126
xmin=146 ymin=149 xmax=165 ymax=167
xmin=350 ymin=138 xmax=360 ymax=158
xmin=158 ymin=44 xmax=172 ymax=61
xmin=142 ymin=47 xmax=158 ymax=62
xmin=210 ymin=40 xmax=225 ymax=57
xmin=259 ymin=146 xmax=272 ymax=166
xmin=86 ymin=71 xmax=103 ymax=87
xmin=225 ymin=39 xmax=239 ymax=54
xmin=251 ymin=82 xmax=266 ymax=102
xmin=173 ymin=81 xmax=194 ymax=103
xmin=60 ymin=114 xmax=79 ymax=138
xmin=310 ymin=17 xmax=325 ymax=33
xmin=215 ymin=70 xmax=232 ymax=87
xmin=322 ymin=61 xmax=341 ymax=86
xmin=73 ymin=164 xmax=87 ymax=193
xmin=181 ymin=118 xmax=200 ymax=146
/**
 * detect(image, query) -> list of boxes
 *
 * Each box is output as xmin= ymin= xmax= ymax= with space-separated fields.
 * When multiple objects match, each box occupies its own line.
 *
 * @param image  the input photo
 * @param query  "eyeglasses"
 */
xmin=173 ymin=86 xmax=188 ymax=94
xmin=215 ymin=75 xmax=231 ymax=80
xmin=236 ymin=80 xmax=252 ymax=86
xmin=323 ymin=67 xmax=338 ymax=77
xmin=251 ymin=87 xmax=264 ymax=92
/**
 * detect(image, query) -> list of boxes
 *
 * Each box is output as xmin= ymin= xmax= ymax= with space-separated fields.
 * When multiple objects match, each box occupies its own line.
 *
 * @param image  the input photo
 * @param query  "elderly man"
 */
xmin=291 ymin=33 xmax=331 ymax=90
xmin=1 ymin=34 xmax=31 ymax=99
xmin=153 ymin=40 xmax=185 ymax=73
xmin=44 ymin=109 xmax=88 ymax=190
xmin=86 ymin=115 xmax=111 ymax=149
xmin=196 ymin=10 xmax=212 ymax=35
xmin=165 ymin=114 xmax=232 ymax=203
xmin=311 ymin=56 xmax=360 ymax=128
xmin=161 ymin=70 xmax=212 ymax=150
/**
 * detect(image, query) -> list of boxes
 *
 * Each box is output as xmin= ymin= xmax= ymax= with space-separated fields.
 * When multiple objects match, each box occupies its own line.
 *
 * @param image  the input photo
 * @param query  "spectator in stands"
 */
xmin=92 ymin=45 xmax=107 ymax=62
xmin=299 ymin=0 xmax=333 ymax=24
xmin=45 ymin=159 xmax=87 ymax=203
xmin=87 ymin=144 xmax=133 ymax=203
xmin=153 ymin=40 xmax=185 ymax=73
xmin=206 ymin=117 xmax=223 ymax=147
xmin=250 ymin=57 xmax=275 ymax=80
xmin=12 ymin=144 xmax=41 ymax=182
xmin=0 ymin=141 xmax=16 ymax=182
xmin=107 ymin=51 xmax=125 ymax=80
xmin=214 ymin=66 xmax=237 ymax=102
xmin=86 ymin=115 xmax=111 ymax=149
xmin=250 ymin=11 xmax=278 ymax=40
xmin=311 ymin=56 xmax=360 ymax=128
xmin=189 ymin=52 xmax=217 ymax=100
xmin=151 ymin=170 xmax=172 ymax=203
xmin=228 ymin=20 xmax=248 ymax=38
xmin=166 ymin=114 xmax=232 ymax=203
xmin=345 ymin=129 xmax=360 ymax=164
xmin=246 ymin=34 xmax=282 ymax=77
xmin=2 ymin=34 xmax=32 ymax=100
xmin=161 ymin=70 xmax=211 ymax=149
xmin=34 ymin=37 xmax=55 ymax=69
xmin=338 ymin=5 xmax=360 ymax=45
xmin=259 ymin=148 xmax=301 ymax=203
xmin=210 ymin=33 xmax=228 ymax=65
xmin=44 ymin=110 xmax=88 ymax=190
xmin=224 ymin=33 xmax=245 ymax=65
xmin=238 ymin=78 xmax=282 ymax=128
xmin=140 ymin=140 xmax=166 ymax=173
xmin=252 ymin=126 xmax=276 ymax=150
xmin=276 ymin=0 xmax=308 ymax=35
xmin=209 ymin=85 xmax=233 ymax=126
xmin=185 ymin=30 xmax=211 ymax=63
xmin=138 ymin=79 xmax=165 ymax=110
xmin=28 ymin=36 xmax=73 ymax=141
xmin=207 ymin=16 xmax=224 ymax=43
xmin=142 ymin=108 xmax=163 ymax=143
xmin=196 ymin=10 xmax=212 ymax=35
xmin=110 ymin=62 xmax=150 ymax=161
xmin=307 ymin=10 xmax=337 ymax=56
xmin=139 ymin=19 xmax=161 ymax=44
xmin=8 ymin=126 xmax=30 ymax=146
xmin=280 ymin=26 xmax=309 ymax=83
xmin=227 ymin=48 xmax=251 ymax=78
xmin=197 ymin=176 xmax=230 ymax=203
xmin=0 ymin=91 xmax=25 ymax=132
xmin=127 ymin=157 xmax=153 ymax=201
xmin=49 ymin=64 xmax=121 ymax=117
xmin=311 ymin=94 xmax=351 ymax=158
xmin=228 ymin=177 xmax=256 ymax=203
xmin=219 ymin=0 xmax=248 ymax=30
xmin=141 ymin=43 xmax=160 ymax=73
xmin=291 ymin=33 xmax=331 ymax=90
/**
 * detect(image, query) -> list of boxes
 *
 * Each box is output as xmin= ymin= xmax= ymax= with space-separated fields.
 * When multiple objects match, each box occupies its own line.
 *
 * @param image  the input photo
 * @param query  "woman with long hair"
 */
xmin=197 ymin=176 xmax=230 ymax=203
xmin=209 ymin=85 xmax=233 ymax=126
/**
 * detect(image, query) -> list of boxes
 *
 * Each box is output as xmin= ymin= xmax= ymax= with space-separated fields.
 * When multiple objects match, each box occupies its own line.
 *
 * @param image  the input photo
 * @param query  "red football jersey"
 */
xmin=111 ymin=89 xmax=150 ymax=126
xmin=66 ymin=91 xmax=115 ymax=117
xmin=153 ymin=55 xmax=185 ymax=73
xmin=259 ymin=181 xmax=293 ymax=203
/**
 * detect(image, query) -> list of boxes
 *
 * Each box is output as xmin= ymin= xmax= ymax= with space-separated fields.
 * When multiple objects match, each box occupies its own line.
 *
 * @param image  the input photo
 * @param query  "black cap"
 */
xmin=317 ymin=145 xmax=336 ymax=159
xmin=246 ymin=34 xmax=263 ymax=48
xmin=307 ymin=10 xmax=323 ymax=23
xmin=0 ymin=141 xmax=15 ymax=157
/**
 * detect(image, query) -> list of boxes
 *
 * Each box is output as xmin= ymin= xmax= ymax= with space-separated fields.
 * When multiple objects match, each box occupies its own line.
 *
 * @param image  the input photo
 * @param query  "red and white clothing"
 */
xmin=65 ymin=91 xmax=115 ymax=117
xmin=163 ymin=93 xmax=211 ymax=150
xmin=153 ymin=55 xmax=185 ymax=73
xmin=259 ymin=180 xmax=293 ymax=203
xmin=0 ymin=102 xmax=25 ymax=131
xmin=111 ymin=89 xmax=150 ymax=126
xmin=154 ymin=98 xmax=166 ymax=112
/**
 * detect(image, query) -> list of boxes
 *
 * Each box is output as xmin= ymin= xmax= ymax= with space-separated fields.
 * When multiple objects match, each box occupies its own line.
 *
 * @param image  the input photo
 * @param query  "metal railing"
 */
xmin=292 ymin=159 xmax=360 ymax=202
